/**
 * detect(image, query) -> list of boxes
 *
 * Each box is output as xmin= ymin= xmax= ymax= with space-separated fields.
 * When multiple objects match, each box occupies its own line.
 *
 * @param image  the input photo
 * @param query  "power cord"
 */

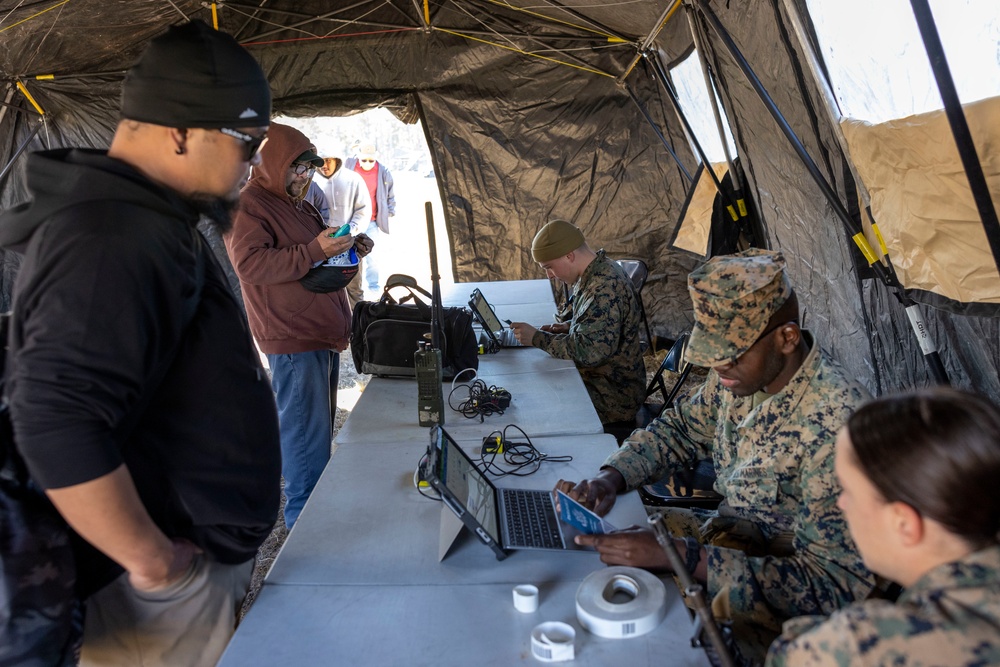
xmin=413 ymin=450 xmax=441 ymax=501
xmin=476 ymin=424 xmax=572 ymax=478
xmin=448 ymin=378 xmax=511 ymax=421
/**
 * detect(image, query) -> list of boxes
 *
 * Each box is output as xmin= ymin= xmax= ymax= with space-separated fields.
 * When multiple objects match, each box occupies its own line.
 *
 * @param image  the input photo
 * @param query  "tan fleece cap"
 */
xmin=531 ymin=220 xmax=585 ymax=262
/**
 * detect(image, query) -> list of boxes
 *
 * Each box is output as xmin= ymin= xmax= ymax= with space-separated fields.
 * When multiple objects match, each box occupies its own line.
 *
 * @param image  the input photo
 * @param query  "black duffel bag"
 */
xmin=351 ymin=274 xmax=478 ymax=379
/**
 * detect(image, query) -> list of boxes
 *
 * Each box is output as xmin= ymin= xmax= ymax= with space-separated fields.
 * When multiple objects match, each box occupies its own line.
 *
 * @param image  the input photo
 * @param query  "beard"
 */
xmin=186 ymin=193 xmax=240 ymax=235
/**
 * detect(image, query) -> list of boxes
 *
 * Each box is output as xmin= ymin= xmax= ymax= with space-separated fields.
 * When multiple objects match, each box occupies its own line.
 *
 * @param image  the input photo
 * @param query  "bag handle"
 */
xmin=380 ymin=274 xmax=433 ymax=308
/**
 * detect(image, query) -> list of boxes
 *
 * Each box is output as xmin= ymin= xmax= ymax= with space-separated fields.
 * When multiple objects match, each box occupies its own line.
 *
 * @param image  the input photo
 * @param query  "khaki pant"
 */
xmin=80 ymin=555 xmax=253 ymax=667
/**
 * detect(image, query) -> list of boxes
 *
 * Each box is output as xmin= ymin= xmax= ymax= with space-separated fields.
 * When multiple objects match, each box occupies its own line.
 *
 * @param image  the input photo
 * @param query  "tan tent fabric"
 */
xmin=842 ymin=96 xmax=1000 ymax=305
xmin=672 ymin=162 xmax=730 ymax=257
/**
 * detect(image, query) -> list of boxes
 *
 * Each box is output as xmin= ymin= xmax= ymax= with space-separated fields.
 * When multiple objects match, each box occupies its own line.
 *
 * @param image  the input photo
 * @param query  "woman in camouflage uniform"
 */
xmin=767 ymin=387 xmax=1000 ymax=666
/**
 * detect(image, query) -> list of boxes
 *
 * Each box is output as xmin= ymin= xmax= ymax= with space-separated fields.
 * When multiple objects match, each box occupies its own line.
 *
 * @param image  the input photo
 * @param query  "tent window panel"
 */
xmin=806 ymin=0 xmax=1000 ymax=124
xmin=669 ymin=49 xmax=738 ymax=165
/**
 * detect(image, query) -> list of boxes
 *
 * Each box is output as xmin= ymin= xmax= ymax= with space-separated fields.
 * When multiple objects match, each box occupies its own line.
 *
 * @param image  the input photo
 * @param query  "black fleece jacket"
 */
xmin=0 ymin=148 xmax=281 ymax=593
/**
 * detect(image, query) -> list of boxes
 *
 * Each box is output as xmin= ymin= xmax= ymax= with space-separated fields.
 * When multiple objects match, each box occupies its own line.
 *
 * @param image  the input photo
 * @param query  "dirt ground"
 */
xmin=237 ymin=343 xmax=703 ymax=622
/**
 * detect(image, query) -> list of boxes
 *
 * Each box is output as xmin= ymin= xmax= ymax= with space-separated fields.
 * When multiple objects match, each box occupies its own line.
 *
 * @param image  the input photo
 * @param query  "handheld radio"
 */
xmin=416 ymin=202 xmax=445 ymax=426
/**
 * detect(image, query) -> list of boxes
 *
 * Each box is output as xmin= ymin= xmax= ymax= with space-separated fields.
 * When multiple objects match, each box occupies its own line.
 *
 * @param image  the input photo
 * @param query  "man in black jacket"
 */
xmin=0 ymin=21 xmax=281 ymax=667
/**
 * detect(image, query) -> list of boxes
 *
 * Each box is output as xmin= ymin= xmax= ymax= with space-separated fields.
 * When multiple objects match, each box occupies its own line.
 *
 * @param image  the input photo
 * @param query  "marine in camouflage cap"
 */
xmin=686 ymin=248 xmax=792 ymax=368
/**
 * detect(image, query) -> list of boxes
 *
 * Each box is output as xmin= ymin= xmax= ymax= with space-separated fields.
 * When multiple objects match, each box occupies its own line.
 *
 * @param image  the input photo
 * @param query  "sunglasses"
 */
xmin=219 ymin=127 xmax=268 ymax=161
xmin=359 ymin=158 xmax=375 ymax=164
xmin=291 ymin=162 xmax=316 ymax=176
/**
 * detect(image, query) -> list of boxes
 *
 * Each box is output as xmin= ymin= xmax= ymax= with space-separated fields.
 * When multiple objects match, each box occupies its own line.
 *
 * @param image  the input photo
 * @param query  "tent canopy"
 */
xmin=2 ymin=0 xmax=998 ymax=399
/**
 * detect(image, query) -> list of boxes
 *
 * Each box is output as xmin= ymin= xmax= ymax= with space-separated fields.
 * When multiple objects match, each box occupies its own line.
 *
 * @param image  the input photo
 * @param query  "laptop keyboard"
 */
xmin=502 ymin=489 xmax=564 ymax=549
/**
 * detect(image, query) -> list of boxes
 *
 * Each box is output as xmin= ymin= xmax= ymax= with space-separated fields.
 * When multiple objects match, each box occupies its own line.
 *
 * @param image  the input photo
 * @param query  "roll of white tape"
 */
xmin=513 ymin=584 xmax=539 ymax=613
xmin=530 ymin=621 xmax=575 ymax=662
xmin=575 ymin=566 xmax=668 ymax=639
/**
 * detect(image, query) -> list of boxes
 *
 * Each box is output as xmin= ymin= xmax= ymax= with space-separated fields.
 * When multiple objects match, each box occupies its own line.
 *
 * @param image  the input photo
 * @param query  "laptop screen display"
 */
xmin=437 ymin=428 xmax=501 ymax=543
xmin=469 ymin=289 xmax=504 ymax=335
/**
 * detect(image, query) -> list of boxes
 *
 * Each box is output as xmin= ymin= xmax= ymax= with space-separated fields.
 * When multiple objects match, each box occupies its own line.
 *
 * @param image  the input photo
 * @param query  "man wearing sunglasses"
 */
xmin=0 ymin=21 xmax=282 ymax=666
xmin=345 ymin=142 xmax=395 ymax=301
xmin=226 ymin=123 xmax=373 ymax=534
xmin=555 ymin=249 xmax=875 ymax=664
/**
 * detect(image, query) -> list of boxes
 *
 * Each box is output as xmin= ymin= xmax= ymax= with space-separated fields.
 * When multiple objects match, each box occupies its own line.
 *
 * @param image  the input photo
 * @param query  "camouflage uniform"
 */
xmin=605 ymin=249 xmax=875 ymax=664
xmin=532 ymin=250 xmax=645 ymax=424
xmin=766 ymin=545 xmax=1000 ymax=666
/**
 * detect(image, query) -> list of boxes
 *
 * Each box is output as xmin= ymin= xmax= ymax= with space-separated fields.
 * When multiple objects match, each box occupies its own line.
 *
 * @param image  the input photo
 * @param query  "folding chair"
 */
xmin=635 ymin=333 xmax=723 ymax=509
xmin=616 ymin=259 xmax=655 ymax=353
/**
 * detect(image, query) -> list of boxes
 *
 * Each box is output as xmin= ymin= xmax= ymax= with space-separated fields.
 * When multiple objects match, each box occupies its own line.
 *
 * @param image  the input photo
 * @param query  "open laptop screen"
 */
xmin=437 ymin=427 xmax=501 ymax=543
xmin=469 ymin=289 xmax=504 ymax=336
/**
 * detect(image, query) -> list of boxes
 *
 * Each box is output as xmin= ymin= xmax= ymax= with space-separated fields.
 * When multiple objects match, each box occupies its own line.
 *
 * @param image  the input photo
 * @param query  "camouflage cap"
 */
xmin=685 ymin=248 xmax=792 ymax=367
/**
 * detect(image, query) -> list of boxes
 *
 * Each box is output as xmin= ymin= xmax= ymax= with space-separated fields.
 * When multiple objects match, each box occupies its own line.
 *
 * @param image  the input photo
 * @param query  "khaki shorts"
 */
xmin=80 ymin=555 xmax=253 ymax=667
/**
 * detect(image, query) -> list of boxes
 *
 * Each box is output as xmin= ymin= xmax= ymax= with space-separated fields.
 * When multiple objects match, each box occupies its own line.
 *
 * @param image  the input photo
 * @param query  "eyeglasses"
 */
xmin=219 ymin=127 xmax=268 ymax=161
xmin=359 ymin=159 xmax=375 ymax=164
xmin=291 ymin=162 xmax=316 ymax=176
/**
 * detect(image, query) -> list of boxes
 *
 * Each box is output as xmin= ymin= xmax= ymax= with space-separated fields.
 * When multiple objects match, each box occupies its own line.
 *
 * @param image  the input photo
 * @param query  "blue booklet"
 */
xmin=556 ymin=489 xmax=617 ymax=535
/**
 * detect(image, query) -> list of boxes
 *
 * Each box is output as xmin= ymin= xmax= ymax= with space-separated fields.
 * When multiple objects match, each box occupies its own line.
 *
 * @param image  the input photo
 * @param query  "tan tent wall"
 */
xmin=672 ymin=162 xmax=731 ymax=257
xmin=843 ymin=96 xmax=1000 ymax=310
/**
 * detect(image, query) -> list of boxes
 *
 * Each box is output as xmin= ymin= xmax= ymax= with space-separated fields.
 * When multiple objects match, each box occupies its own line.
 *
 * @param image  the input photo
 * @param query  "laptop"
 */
xmin=424 ymin=426 xmax=614 ymax=560
xmin=467 ymin=288 xmax=525 ymax=349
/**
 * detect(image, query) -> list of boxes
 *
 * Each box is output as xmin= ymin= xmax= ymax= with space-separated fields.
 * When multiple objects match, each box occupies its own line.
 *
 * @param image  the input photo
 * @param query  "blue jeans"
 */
xmin=265 ymin=350 xmax=339 ymax=530
xmin=362 ymin=221 xmax=380 ymax=293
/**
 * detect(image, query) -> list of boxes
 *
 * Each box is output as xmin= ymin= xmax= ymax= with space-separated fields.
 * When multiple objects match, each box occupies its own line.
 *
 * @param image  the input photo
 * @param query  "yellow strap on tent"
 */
xmin=423 ymin=0 xmax=430 ymax=25
xmin=211 ymin=3 xmax=219 ymax=30
xmin=16 ymin=81 xmax=45 ymax=116
xmin=737 ymin=198 xmax=747 ymax=217
xmin=851 ymin=232 xmax=879 ymax=266
xmin=871 ymin=223 xmax=889 ymax=257
xmin=34 ymin=74 xmax=55 ymax=81
xmin=726 ymin=205 xmax=738 ymax=221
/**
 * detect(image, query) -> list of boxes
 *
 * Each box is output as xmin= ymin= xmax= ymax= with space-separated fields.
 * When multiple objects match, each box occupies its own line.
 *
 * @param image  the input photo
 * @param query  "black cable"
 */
xmin=477 ymin=424 xmax=572 ymax=478
xmin=448 ymin=379 xmax=511 ymax=421
xmin=414 ymin=451 xmax=441 ymax=501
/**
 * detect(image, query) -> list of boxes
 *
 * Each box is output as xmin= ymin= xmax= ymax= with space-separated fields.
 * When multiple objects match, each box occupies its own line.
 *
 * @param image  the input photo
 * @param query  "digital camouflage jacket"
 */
xmin=532 ymin=250 xmax=645 ymax=424
xmin=766 ymin=544 xmax=1000 ymax=666
xmin=605 ymin=336 xmax=875 ymax=662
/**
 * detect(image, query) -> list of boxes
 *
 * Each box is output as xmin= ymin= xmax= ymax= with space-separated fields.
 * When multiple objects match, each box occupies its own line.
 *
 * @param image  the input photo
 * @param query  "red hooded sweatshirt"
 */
xmin=226 ymin=123 xmax=352 ymax=353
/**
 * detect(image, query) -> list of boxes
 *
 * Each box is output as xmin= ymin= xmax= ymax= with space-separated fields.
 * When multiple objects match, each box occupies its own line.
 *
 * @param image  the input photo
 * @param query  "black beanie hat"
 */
xmin=121 ymin=20 xmax=271 ymax=128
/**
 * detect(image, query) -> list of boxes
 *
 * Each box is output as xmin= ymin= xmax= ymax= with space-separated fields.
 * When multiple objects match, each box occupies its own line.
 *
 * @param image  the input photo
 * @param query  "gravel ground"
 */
xmin=237 ymin=343 xmax=702 ymax=622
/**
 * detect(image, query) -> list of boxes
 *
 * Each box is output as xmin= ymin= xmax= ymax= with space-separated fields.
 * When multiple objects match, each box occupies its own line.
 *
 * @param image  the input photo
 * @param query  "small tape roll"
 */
xmin=513 ymin=584 xmax=539 ymax=613
xmin=575 ymin=566 xmax=667 ymax=639
xmin=531 ymin=621 xmax=575 ymax=662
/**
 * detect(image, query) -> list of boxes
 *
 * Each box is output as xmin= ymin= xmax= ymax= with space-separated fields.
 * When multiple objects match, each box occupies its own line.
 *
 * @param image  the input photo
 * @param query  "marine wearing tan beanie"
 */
xmin=531 ymin=220 xmax=586 ymax=262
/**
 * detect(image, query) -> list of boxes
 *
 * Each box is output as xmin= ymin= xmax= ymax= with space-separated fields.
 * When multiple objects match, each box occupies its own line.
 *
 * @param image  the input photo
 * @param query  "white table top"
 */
xmin=219 ymin=578 xmax=708 ymax=667
xmin=441 ymin=279 xmax=556 ymax=308
xmin=335 ymin=352 xmax=603 ymax=445
xmin=267 ymin=435 xmax=633 ymax=586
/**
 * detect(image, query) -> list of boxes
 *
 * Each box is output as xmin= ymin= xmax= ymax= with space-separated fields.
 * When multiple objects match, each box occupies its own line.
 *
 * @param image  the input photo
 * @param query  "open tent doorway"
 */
xmin=275 ymin=108 xmax=453 ymax=299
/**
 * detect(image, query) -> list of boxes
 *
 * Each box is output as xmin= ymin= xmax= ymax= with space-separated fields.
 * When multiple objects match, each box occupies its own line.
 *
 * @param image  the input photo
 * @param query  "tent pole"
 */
xmin=645 ymin=52 xmax=742 ymax=225
xmin=685 ymin=6 xmax=750 ymax=225
xmin=0 ymin=120 xmax=44 ymax=190
xmin=625 ymin=86 xmax=693 ymax=184
xmin=618 ymin=0 xmax=681 ymax=83
xmin=692 ymin=0 xmax=949 ymax=385
xmin=908 ymin=0 xmax=1000 ymax=275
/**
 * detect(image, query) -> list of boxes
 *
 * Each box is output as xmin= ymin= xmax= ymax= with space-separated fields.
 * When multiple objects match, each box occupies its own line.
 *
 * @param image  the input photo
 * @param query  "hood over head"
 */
xmin=248 ymin=122 xmax=319 ymax=199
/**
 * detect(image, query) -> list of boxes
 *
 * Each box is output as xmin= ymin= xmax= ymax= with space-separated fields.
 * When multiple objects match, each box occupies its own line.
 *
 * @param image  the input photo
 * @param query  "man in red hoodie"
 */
xmin=226 ymin=122 xmax=373 ymax=530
